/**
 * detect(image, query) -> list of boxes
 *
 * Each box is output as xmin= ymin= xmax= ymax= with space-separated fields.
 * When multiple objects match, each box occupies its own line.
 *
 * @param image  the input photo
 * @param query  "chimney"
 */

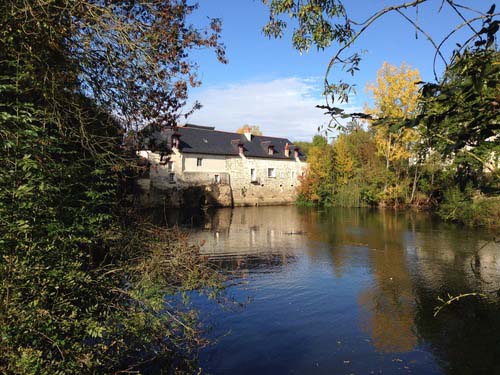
xmin=241 ymin=125 xmax=252 ymax=142
xmin=171 ymin=134 xmax=180 ymax=149
xmin=284 ymin=143 xmax=290 ymax=157
xmin=244 ymin=130 xmax=252 ymax=142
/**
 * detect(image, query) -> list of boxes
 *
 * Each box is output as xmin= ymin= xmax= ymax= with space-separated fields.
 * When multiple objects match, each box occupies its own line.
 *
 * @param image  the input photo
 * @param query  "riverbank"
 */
xmin=296 ymin=194 xmax=500 ymax=229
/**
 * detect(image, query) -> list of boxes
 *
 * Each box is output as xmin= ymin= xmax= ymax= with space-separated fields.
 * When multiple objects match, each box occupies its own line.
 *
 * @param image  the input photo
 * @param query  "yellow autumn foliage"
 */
xmin=365 ymin=62 xmax=421 ymax=171
xmin=333 ymin=134 xmax=354 ymax=186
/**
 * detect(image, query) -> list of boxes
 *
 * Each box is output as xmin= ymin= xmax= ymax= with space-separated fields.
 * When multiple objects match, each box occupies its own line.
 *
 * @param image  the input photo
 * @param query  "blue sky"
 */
xmin=184 ymin=0 xmax=488 ymax=141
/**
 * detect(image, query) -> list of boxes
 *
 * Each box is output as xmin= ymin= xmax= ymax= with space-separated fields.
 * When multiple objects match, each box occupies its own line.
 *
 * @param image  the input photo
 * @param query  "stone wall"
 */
xmin=137 ymin=150 xmax=307 ymax=208
xmin=226 ymin=156 xmax=306 ymax=206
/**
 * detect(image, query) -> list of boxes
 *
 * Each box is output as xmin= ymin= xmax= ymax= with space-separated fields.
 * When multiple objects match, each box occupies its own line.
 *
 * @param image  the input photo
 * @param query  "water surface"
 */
xmin=171 ymin=206 xmax=500 ymax=374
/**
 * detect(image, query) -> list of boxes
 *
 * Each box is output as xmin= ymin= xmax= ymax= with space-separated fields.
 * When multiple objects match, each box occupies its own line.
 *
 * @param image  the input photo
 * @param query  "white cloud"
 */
xmin=184 ymin=77 xmax=360 ymax=142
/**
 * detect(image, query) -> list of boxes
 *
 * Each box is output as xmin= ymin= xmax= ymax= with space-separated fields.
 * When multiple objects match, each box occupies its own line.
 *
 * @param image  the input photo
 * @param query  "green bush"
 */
xmin=438 ymin=187 xmax=500 ymax=227
xmin=0 ymin=1 xmax=225 ymax=372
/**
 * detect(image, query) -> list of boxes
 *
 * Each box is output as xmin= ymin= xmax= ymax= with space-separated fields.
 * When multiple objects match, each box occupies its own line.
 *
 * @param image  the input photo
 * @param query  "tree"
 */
xmin=297 ymin=142 xmax=335 ymax=203
xmin=236 ymin=124 xmax=263 ymax=135
xmin=417 ymin=48 xmax=500 ymax=187
xmin=333 ymin=134 xmax=354 ymax=186
xmin=0 ymin=0 xmax=225 ymax=373
xmin=365 ymin=62 xmax=421 ymax=173
xmin=363 ymin=62 xmax=421 ymax=204
xmin=312 ymin=134 xmax=328 ymax=147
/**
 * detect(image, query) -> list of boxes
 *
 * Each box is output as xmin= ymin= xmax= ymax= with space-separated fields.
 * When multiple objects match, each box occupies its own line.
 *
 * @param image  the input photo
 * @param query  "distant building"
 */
xmin=137 ymin=124 xmax=307 ymax=207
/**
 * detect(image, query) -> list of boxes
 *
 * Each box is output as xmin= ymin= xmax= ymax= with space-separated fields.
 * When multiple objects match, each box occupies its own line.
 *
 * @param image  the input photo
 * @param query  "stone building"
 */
xmin=137 ymin=124 xmax=307 ymax=207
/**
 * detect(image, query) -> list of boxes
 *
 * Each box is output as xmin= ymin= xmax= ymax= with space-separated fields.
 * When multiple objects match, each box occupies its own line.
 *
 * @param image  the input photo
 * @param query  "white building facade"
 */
xmin=138 ymin=124 xmax=307 ymax=207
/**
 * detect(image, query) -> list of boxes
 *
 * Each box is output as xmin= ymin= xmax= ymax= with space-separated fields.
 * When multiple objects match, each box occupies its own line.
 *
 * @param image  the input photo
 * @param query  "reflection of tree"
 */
xmin=356 ymin=212 xmax=417 ymax=353
xmin=299 ymin=207 xmax=418 ymax=353
xmin=357 ymin=240 xmax=417 ymax=353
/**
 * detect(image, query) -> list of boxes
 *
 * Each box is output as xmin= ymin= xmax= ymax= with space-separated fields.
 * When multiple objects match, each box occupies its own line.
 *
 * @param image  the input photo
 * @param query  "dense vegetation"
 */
xmin=297 ymin=55 xmax=499 ymax=227
xmin=0 ymin=1 xmax=225 ymax=373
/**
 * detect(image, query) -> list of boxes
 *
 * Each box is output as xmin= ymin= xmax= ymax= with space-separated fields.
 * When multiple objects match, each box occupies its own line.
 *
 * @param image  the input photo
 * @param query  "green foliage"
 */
xmin=334 ymin=183 xmax=361 ymax=207
xmin=296 ymin=140 xmax=335 ymax=204
xmin=0 ymin=0 xmax=226 ymax=373
xmin=417 ymin=46 xmax=499 ymax=186
xmin=312 ymin=135 xmax=328 ymax=147
xmin=0 ymin=71 xmax=222 ymax=374
xmin=262 ymin=0 xmax=350 ymax=52
xmin=439 ymin=188 xmax=500 ymax=227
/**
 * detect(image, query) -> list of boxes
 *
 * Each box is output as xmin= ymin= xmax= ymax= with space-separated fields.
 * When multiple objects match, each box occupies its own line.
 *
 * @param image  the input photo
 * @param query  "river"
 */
xmin=165 ymin=206 xmax=500 ymax=374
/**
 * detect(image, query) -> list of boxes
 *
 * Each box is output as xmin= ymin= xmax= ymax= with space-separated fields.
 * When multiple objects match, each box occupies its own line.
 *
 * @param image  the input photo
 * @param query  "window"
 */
xmin=196 ymin=158 xmax=203 ymax=167
xmin=251 ymin=168 xmax=257 ymax=182
xmin=268 ymin=146 xmax=274 ymax=155
xmin=268 ymin=168 xmax=276 ymax=178
xmin=168 ymin=173 xmax=175 ymax=183
xmin=167 ymin=161 xmax=173 ymax=171
xmin=214 ymin=174 xmax=221 ymax=184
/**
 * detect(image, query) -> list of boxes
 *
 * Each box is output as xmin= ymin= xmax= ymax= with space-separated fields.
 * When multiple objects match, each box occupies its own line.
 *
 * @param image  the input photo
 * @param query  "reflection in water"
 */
xmin=291 ymin=208 xmax=420 ymax=353
xmin=165 ymin=206 xmax=499 ymax=374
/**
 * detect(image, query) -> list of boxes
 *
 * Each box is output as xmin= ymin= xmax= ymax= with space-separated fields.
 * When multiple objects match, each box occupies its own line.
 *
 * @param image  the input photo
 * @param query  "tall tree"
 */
xmin=333 ymin=134 xmax=354 ymax=186
xmin=365 ymin=62 xmax=421 ymax=171
xmin=417 ymin=48 xmax=500 ymax=187
xmin=365 ymin=62 xmax=421 ymax=201
xmin=0 ymin=1 xmax=225 ymax=373
xmin=297 ymin=142 xmax=335 ymax=203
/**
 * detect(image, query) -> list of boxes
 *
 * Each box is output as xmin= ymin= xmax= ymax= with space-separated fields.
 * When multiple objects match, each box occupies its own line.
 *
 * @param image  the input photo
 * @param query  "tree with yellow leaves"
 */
xmin=366 ymin=62 xmax=421 ymax=169
xmin=333 ymin=134 xmax=354 ymax=186
xmin=365 ymin=62 xmax=421 ymax=203
xmin=297 ymin=136 xmax=334 ymax=203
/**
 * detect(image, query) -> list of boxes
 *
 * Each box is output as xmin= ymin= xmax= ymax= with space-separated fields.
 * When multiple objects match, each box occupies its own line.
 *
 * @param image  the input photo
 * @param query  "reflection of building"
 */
xmin=414 ymin=232 xmax=500 ymax=293
xmin=190 ymin=206 xmax=309 ymax=258
xmin=138 ymin=124 xmax=307 ymax=207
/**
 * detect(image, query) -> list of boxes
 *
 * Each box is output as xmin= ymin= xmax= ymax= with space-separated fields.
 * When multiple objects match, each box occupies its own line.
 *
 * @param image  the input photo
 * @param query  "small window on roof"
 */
xmin=268 ymin=146 xmax=274 ymax=155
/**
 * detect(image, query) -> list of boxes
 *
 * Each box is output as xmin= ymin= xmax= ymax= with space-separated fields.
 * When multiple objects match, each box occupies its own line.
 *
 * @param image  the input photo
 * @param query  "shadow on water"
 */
xmin=159 ymin=206 xmax=500 ymax=374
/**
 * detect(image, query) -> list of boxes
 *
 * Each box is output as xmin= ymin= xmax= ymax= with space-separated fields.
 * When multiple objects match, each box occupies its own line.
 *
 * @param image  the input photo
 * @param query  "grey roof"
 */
xmin=142 ymin=124 xmax=305 ymax=161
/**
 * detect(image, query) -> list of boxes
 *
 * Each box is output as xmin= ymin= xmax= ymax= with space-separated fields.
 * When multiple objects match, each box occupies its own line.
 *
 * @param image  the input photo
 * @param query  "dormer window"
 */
xmin=294 ymin=148 xmax=300 ymax=159
xmin=268 ymin=145 xmax=275 ymax=155
xmin=238 ymin=144 xmax=244 ymax=155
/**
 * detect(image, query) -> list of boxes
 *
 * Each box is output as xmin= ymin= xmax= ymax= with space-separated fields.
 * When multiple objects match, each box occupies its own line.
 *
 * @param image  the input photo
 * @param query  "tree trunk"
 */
xmin=410 ymin=163 xmax=419 ymax=204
